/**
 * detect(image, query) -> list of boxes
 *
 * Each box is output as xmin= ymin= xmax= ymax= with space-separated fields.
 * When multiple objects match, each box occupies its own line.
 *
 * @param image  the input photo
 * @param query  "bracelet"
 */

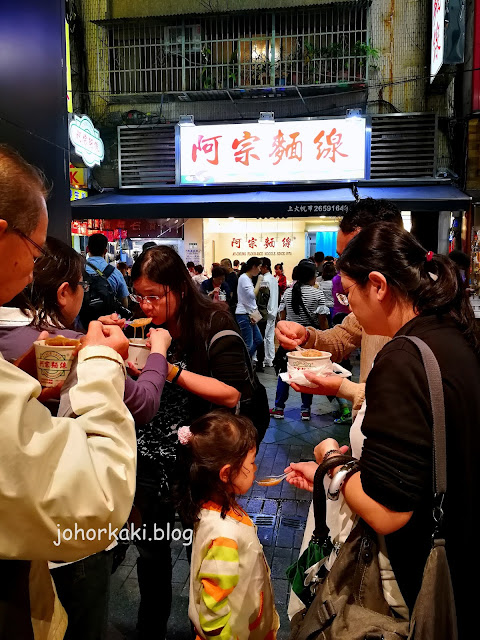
xmin=166 ymin=364 xmax=183 ymax=384
xmin=327 ymin=460 xmax=360 ymax=501
xmin=171 ymin=365 xmax=183 ymax=384
xmin=323 ymin=449 xmax=342 ymax=478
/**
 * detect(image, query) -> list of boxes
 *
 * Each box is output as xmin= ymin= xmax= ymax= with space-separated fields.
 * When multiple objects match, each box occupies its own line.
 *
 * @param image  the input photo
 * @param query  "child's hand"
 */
xmin=284 ymin=461 xmax=318 ymax=492
xmin=146 ymin=328 xmax=172 ymax=356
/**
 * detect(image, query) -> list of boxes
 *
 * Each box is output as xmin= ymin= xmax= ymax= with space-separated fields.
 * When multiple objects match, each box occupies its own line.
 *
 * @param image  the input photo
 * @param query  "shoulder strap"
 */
xmin=102 ymin=264 xmax=115 ymax=278
xmin=390 ymin=335 xmax=446 ymax=496
xmin=298 ymin=293 xmax=318 ymax=327
xmin=208 ymin=329 xmax=255 ymax=387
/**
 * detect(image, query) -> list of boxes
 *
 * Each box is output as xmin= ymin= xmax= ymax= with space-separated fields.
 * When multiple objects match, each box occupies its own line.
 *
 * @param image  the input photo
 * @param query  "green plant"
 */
xmin=227 ymin=49 xmax=238 ymax=87
xmin=353 ymin=40 xmax=379 ymax=68
xmin=200 ymin=46 xmax=216 ymax=89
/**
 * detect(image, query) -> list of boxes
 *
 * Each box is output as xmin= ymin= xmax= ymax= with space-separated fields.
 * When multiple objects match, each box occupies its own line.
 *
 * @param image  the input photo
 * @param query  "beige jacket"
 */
xmin=0 ymin=345 xmax=137 ymax=638
xmin=302 ymin=313 xmax=390 ymax=412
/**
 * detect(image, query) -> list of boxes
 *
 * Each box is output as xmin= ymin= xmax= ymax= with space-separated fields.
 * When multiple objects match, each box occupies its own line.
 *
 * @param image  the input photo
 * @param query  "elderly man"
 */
xmin=0 ymin=146 xmax=137 ymax=638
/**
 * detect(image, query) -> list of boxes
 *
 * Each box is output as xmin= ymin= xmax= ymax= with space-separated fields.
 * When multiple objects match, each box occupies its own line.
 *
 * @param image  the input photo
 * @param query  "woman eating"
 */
xmin=286 ymin=223 xmax=479 ymax=638
xmin=127 ymin=245 xmax=259 ymax=639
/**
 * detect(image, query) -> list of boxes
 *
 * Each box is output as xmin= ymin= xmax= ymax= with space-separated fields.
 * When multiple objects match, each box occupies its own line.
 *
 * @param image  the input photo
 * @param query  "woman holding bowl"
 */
xmin=286 ymin=223 xmax=479 ymax=637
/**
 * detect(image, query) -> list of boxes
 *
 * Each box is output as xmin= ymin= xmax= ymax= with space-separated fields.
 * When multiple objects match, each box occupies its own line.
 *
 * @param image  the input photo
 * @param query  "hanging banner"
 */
xmin=430 ymin=0 xmax=445 ymax=82
xmin=178 ymin=117 xmax=369 ymax=185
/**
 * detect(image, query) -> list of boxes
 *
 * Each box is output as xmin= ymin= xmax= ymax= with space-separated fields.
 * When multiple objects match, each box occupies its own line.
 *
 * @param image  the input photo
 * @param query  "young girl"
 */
xmin=178 ymin=411 xmax=279 ymax=640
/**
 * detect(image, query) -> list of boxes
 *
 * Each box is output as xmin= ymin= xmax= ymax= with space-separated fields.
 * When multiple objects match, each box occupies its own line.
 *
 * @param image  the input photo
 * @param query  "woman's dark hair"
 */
xmin=26 ymin=236 xmax=85 ymax=329
xmin=176 ymin=410 xmax=258 ymax=526
xmin=261 ymin=256 xmax=272 ymax=272
xmin=291 ymin=260 xmax=316 ymax=316
xmin=0 ymin=145 xmax=49 ymax=235
xmin=337 ymin=222 xmax=480 ymax=353
xmin=322 ymin=262 xmax=336 ymax=281
xmin=324 ymin=256 xmax=335 ymax=263
xmin=195 ymin=264 xmax=204 ymax=274
xmin=131 ymin=245 xmax=231 ymax=354
xmin=240 ymin=256 xmax=261 ymax=274
xmin=274 ymin=263 xmax=284 ymax=271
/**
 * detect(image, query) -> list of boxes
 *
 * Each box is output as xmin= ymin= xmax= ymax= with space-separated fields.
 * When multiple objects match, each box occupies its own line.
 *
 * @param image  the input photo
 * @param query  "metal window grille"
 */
xmin=99 ymin=6 xmax=368 ymax=96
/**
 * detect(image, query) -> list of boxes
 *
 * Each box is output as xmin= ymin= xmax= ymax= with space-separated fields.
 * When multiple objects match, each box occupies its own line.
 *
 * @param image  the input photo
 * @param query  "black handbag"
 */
xmin=207 ymin=329 xmax=270 ymax=444
xmin=289 ymin=336 xmax=458 ymax=640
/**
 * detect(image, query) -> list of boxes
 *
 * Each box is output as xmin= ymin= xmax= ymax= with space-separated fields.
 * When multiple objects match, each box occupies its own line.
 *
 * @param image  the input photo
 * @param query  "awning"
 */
xmin=71 ymin=184 xmax=471 ymax=219
xmin=71 ymin=188 xmax=355 ymax=219
xmin=356 ymin=185 xmax=471 ymax=211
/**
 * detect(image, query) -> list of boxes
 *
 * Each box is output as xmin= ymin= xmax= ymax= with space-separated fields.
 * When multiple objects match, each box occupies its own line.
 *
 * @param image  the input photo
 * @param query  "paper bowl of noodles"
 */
xmin=127 ymin=318 xmax=153 ymax=369
xmin=287 ymin=349 xmax=334 ymax=371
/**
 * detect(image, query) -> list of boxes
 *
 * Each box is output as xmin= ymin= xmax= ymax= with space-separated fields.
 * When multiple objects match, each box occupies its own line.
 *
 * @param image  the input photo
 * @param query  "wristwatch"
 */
xmin=166 ymin=364 xmax=183 ymax=384
xmin=327 ymin=460 xmax=359 ymax=501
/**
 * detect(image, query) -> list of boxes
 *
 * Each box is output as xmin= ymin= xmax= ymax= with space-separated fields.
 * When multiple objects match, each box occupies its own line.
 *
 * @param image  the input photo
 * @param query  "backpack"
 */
xmin=208 ymin=329 xmax=270 ymax=444
xmin=256 ymin=285 xmax=270 ymax=324
xmin=80 ymin=262 xmax=118 ymax=327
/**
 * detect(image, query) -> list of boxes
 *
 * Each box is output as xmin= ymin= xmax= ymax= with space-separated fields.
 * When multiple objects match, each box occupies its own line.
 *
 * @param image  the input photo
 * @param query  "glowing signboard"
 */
xmin=179 ymin=118 xmax=368 ymax=185
xmin=69 ymin=115 xmax=104 ymax=168
xmin=430 ymin=0 xmax=445 ymax=82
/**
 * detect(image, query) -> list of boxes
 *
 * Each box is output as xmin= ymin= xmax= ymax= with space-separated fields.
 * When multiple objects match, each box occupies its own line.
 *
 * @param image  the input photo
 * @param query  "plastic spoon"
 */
xmin=256 ymin=472 xmax=288 ymax=487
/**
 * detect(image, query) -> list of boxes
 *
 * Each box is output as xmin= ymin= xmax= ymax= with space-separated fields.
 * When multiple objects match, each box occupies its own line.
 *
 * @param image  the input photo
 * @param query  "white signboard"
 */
xmin=69 ymin=115 xmax=105 ymax=168
xmin=179 ymin=118 xmax=367 ymax=185
xmin=430 ymin=0 xmax=445 ymax=82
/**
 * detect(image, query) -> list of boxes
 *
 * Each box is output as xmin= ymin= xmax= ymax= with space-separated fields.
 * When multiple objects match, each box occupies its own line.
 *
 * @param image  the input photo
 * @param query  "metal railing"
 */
xmin=98 ymin=6 xmax=368 ymax=95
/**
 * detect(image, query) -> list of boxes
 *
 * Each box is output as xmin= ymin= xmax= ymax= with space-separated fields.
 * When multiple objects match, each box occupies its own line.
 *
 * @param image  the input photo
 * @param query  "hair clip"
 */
xmin=428 ymin=272 xmax=439 ymax=281
xmin=426 ymin=251 xmax=434 ymax=262
xmin=178 ymin=425 xmax=193 ymax=445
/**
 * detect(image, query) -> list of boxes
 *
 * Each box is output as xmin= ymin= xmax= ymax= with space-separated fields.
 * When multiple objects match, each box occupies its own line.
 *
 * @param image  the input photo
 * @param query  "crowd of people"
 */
xmin=1 ymin=144 xmax=477 ymax=640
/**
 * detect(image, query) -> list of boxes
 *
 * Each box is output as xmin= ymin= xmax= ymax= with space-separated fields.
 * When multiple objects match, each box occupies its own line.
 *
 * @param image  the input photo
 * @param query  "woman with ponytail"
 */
xmin=286 ymin=223 xmax=480 ymax=638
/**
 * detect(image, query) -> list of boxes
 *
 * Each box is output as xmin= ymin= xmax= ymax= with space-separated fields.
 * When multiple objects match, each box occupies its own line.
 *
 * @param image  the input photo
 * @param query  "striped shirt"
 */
xmin=278 ymin=284 xmax=329 ymax=327
xmin=189 ymin=501 xmax=279 ymax=640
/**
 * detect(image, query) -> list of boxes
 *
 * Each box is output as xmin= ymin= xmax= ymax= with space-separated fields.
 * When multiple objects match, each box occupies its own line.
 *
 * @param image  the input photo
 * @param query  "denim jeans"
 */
xmin=235 ymin=314 xmax=263 ymax=358
xmin=274 ymin=377 xmax=313 ymax=411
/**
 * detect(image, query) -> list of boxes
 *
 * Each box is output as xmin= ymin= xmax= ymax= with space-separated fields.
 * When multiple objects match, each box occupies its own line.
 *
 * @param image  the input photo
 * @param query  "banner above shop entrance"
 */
xmin=178 ymin=117 xmax=369 ymax=186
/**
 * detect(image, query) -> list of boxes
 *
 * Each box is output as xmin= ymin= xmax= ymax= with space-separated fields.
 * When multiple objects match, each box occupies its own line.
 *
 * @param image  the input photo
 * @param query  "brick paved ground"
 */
xmin=107 ymin=359 xmax=357 ymax=639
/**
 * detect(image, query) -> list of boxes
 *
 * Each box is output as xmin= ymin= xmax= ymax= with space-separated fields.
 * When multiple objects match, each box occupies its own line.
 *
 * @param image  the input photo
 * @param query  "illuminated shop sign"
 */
xmin=430 ymin=0 xmax=445 ymax=82
xmin=179 ymin=118 xmax=368 ymax=185
xmin=69 ymin=115 xmax=104 ymax=168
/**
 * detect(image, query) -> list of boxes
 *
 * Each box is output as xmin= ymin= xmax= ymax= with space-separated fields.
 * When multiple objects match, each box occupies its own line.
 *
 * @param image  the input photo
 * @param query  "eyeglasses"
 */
xmin=336 ymin=282 xmax=357 ymax=307
xmin=130 ymin=292 xmax=166 ymax=304
xmin=78 ymin=281 xmax=90 ymax=292
xmin=10 ymin=225 xmax=50 ymax=264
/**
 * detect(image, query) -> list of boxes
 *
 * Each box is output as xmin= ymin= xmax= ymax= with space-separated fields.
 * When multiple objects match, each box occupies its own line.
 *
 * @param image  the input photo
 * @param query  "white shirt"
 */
xmin=192 ymin=273 xmax=208 ymax=286
xmin=235 ymin=273 xmax=258 ymax=315
xmin=262 ymin=272 xmax=279 ymax=316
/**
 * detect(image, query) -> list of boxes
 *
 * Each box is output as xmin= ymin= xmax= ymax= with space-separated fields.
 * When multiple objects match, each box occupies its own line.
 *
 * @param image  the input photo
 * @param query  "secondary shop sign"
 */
xmin=179 ymin=118 xmax=368 ymax=185
xmin=69 ymin=115 xmax=104 ymax=168
xmin=430 ymin=0 xmax=445 ymax=82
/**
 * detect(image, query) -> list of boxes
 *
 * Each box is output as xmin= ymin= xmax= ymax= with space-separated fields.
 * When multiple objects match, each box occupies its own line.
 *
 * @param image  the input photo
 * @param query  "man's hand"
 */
xmin=284 ymin=461 xmax=318 ymax=492
xmin=314 ymin=438 xmax=349 ymax=465
xmin=291 ymin=371 xmax=343 ymax=396
xmin=275 ymin=321 xmax=307 ymax=350
xmin=97 ymin=312 xmax=126 ymax=328
xmin=146 ymin=328 xmax=172 ymax=356
xmin=80 ymin=321 xmax=129 ymax=360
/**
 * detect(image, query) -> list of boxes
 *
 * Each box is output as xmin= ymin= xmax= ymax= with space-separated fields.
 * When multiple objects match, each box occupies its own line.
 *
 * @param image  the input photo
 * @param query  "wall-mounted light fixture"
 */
xmin=178 ymin=115 xmax=195 ymax=126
